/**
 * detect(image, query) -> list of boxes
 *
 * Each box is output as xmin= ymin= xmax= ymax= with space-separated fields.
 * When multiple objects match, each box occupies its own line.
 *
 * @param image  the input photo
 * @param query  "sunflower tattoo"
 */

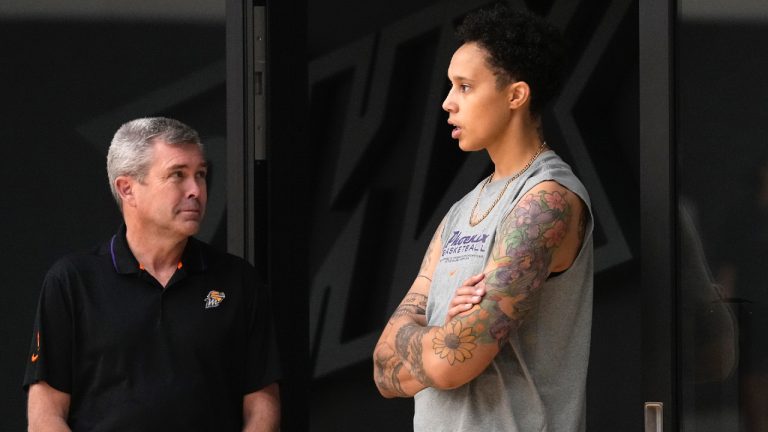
xmin=432 ymin=320 xmax=477 ymax=365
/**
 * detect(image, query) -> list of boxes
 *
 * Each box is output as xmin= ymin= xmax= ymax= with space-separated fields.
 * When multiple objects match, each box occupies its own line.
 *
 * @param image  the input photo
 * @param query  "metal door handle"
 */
xmin=644 ymin=402 xmax=663 ymax=432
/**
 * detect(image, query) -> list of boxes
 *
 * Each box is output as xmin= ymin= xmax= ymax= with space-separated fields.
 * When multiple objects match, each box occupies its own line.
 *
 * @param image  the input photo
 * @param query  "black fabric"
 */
xmin=23 ymin=225 xmax=280 ymax=431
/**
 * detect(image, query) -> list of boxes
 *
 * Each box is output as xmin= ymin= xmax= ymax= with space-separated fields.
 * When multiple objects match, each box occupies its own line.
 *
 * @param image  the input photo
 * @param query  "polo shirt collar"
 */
xmin=109 ymin=224 xmax=208 ymax=275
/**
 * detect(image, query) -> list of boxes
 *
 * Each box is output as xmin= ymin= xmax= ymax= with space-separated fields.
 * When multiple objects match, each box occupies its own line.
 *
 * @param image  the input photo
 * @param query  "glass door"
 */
xmin=676 ymin=1 xmax=768 ymax=431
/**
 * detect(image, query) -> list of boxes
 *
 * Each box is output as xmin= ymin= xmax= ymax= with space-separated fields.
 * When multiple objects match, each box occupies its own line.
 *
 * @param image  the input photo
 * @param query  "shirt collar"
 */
xmin=109 ymin=224 xmax=208 ymax=275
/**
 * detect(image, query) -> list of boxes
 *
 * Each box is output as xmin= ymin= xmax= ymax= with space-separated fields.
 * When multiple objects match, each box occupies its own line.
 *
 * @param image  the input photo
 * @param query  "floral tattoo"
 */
xmin=432 ymin=189 xmax=571 ymax=357
xmin=432 ymin=320 xmax=477 ymax=365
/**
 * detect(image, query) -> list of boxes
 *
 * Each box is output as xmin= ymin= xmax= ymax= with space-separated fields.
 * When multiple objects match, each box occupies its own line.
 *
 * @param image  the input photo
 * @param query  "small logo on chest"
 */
xmin=441 ymin=230 xmax=489 ymax=257
xmin=204 ymin=290 xmax=226 ymax=309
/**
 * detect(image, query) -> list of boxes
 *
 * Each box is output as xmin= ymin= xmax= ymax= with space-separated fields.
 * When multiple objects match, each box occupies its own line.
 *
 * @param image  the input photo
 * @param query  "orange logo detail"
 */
xmin=31 ymin=331 xmax=40 ymax=362
xmin=204 ymin=290 xmax=226 ymax=309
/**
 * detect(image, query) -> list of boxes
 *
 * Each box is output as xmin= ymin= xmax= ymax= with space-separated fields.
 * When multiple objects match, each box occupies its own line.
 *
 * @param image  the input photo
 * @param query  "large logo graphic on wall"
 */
xmin=309 ymin=0 xmax=635 ymax=377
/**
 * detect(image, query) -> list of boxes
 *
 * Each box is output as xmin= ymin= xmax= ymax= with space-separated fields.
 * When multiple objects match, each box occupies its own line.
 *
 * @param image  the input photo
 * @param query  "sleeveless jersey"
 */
xmin=414 ymin=150 xmax=594 ymax=432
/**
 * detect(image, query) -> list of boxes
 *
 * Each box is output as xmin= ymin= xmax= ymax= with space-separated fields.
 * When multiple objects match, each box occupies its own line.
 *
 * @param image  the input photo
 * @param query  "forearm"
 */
xmin=375 ymin=220 xmax=445 ymax=397
xmin=242 ymin=383 xmax=280 ymax=432
xmin=397 ymin=310 xmax=503 ymax=391
xmin=28 ymin=416 xmax=71 ymax=432
xmin=28 ymin=382 xmax=71 ymax=432
xmin=373 ymin=313 xmax=429 ymax=397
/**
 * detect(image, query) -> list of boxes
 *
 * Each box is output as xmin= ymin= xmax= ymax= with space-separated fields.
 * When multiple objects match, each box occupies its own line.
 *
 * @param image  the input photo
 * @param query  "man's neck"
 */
xmin=125 ymin=224 xmax=188 ymax=287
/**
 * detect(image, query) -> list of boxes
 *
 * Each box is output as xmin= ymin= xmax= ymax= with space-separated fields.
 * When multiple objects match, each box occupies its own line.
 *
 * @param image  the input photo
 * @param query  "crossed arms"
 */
xmin=373 ymin=181 xmax=587 ymax=397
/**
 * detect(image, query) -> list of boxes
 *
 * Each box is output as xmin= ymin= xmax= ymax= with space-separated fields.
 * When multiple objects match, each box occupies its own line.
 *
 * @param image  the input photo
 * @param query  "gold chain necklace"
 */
xmin=469 ymin=142 xmax=547 ymax=227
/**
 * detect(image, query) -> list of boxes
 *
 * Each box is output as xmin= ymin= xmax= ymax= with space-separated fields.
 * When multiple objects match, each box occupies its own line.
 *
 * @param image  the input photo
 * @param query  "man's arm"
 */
xmin=382 ymin=182 xmax=586 ymax=390
xmin=28 ymin=381 xmax=71 ymax=432
xmin=373 ymin=218 xmax=447 ymax=398
xmin=242 ymin=382 xmax=280 ymax=432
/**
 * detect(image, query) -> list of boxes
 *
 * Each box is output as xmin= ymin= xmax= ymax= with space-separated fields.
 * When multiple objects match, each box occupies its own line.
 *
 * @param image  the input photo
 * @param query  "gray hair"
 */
xmin=106 ymin=117 xmax=203 ymax=205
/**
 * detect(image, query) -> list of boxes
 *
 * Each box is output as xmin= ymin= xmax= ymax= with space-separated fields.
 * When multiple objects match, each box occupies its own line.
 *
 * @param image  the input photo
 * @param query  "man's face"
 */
xmin=131 ymin=140 xmax=207 ymax=239
xmin=442 ymin=42 xmax=513 ymax=152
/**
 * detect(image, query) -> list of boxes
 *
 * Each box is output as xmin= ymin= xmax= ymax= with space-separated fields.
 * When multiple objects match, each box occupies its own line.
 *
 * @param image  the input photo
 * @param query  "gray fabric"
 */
xmin=413 ymin=150 xmax=594 ymax=432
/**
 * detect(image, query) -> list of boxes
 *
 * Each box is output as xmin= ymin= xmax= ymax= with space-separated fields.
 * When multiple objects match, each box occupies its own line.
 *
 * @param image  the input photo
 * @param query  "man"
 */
xmin=373 ymin=5 xmax=593 ymax=431
xmin=25 ymin=117 xmax=280 ymax=431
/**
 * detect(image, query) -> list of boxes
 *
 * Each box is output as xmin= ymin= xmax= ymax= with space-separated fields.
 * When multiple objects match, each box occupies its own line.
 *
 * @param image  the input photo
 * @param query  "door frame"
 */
xmin=640 ymin=0 xmax=677 ymax=429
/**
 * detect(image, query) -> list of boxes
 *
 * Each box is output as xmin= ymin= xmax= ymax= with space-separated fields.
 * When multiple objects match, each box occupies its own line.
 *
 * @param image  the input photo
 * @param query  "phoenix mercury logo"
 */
xmin=204 ymin=290 xmax=226 ymax=309
xmin=442 ymin=230 xmax=489 ymax=257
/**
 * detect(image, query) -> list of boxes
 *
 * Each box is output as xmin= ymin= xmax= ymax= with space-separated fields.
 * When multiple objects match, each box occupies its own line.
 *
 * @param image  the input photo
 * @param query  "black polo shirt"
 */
xmin=24 ymin=226 xmax=280 ymax=431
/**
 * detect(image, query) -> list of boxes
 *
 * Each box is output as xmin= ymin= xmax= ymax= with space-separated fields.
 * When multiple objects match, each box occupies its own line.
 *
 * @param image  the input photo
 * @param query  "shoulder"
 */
xmin=514 ymin=180 xmax=583 ymax=214
xmin=197 ymin=240 xmax=254 ymax=272
xmin=192 ymin=238 xmax=263 ymax=286
xmin=526 ymin=180 xmax=583 ymax=204
xmin=39 ymin=245 xmax=111 ymax=304
xmin=499 ymin=180 xmax=584 ymax=245
xmin=509 ymin=181 xmax=588 ymax=272
xmin=44 ymin=243 xmax=111 ymax=283
xmin=527 ymin=151 xmax=591 ymax=208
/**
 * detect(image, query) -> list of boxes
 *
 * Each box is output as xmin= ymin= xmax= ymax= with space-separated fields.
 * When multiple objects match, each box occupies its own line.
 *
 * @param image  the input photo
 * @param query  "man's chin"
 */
xmin=177 ymin=219 xmax=203 ymax=236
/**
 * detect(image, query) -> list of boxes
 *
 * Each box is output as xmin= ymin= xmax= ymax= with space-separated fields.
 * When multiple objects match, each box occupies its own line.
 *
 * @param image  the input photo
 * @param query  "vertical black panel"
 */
xmin=228 ymin=1 xmax=309 ymax=431
xmin=640 ymin=0 xmax=676 ymax=430
xmin=226 ymin=0 xmax=248 ymax=259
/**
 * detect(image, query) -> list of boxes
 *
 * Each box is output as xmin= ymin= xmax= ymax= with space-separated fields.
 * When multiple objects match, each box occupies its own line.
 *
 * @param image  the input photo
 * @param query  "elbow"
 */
xmin=423 ymin=351 xmax=489 ymax=390
xmin=372 ymin=354 xmax=399 ymax=399
xmin=372 ymin=373 xmax=400 ymax=399
xmin=429 ymin=373 xmax=465 ymax=390
xmin=423 ymin=359 xmax=468 ymax=390
xmin=376 ymin=386 xmax=397 ymax=399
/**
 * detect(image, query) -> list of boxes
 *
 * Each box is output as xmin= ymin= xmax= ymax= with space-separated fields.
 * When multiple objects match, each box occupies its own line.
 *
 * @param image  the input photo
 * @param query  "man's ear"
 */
xmin=507 ymin=81 xmax=531 ymax=110
xmin=115 ymin=176 xmax=136 ymax=207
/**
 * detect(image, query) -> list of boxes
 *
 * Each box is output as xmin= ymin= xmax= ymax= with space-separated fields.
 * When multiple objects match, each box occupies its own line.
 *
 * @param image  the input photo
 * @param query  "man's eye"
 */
xmin=460 ymin=84 xmax=470 ymax=93
xmin=196 ymin=171 xmax=207 ymax=179
xmin=171 ymin=171 xmax=184 ymax=179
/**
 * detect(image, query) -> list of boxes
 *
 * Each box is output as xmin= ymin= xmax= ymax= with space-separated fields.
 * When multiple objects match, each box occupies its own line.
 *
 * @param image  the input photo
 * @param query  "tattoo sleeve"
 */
xmin=375 ymin=191 xmax=571 ymax=393
xmin=374 ymin=292 xmax=430 ymax=396
xmin=389 ymin=292 xmax=427 ymax=322
xmin=373 ymin=221 xmax=444 ymax=397
xmin=433 ymin=189 xmax=572 ymax=361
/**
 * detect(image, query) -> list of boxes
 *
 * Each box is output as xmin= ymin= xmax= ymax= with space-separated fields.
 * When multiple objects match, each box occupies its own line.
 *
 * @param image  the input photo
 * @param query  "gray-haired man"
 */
xmin=25 ymin=117 xmax=280 ymax=431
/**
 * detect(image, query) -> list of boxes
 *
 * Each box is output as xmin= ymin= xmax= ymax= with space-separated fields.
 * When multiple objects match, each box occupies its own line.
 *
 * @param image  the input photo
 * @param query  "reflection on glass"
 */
xmin=678 ymin=1 xmax=768 ymax=430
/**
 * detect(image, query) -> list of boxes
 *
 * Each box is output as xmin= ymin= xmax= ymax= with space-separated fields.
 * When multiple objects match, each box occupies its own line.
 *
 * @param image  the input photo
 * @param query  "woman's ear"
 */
xmin=507 ymin=81 xmax=531 ymax=110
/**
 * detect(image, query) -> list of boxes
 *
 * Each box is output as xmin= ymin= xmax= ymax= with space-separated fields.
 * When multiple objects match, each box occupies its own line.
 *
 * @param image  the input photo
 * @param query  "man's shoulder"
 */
xmin=190 ymin=237 xmax=258 ymax=276
xmin=190 ymin=237 xmax=245 ymax=263
xmin=46 ymin=241 xmax=111 ymax=276
xmin=40 ymin=241 xmax=113 ymax=297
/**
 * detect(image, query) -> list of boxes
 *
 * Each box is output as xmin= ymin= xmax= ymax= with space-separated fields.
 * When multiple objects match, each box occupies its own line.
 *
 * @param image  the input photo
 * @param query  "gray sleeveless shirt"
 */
xmin=413 ymin=150 xmax=594 ymax=432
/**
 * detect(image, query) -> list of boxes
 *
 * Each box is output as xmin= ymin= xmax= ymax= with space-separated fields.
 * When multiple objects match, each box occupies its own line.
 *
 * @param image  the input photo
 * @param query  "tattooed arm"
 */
xmin=376 ymin=182 xmax=587 ymax=392
xmin=373 ymin=218 xmax=447 ymax=398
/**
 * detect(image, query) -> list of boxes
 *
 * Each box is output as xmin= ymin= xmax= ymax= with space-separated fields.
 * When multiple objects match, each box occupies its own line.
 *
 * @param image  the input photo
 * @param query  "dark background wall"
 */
xmin=307 ymin=0 xmax=642 ymax=430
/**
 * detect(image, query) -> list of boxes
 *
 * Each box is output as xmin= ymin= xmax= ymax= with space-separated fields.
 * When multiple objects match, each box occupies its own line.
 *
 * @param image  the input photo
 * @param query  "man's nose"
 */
xmin=186 ymin=177 xmax=204 ymax=199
